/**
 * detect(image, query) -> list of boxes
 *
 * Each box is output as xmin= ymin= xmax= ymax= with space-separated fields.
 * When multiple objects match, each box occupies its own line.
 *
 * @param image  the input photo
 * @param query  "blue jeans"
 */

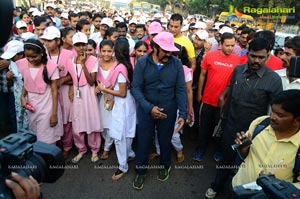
xmin=135 ymin=105 xmax=177 ymax=175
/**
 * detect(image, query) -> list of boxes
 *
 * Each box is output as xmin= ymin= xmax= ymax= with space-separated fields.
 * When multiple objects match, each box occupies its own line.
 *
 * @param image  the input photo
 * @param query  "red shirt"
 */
xmin=201 ymin=51 xmax=241 ymax=107
xmin=241 ymin=54 xmax=283 ymax=70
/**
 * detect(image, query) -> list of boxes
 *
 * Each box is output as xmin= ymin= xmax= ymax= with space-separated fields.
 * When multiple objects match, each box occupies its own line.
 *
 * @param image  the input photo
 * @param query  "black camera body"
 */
xmin=289 ymin=56 xmax=300 ymax=78
xmin=231 ymin=137 xmax=252 ymax=151
xmin=257 ymin=174 xmax=300 ymax=199
xmin=233 ymin=174 xmax=300 ymax=199
xmin=0 ymin=131 xmax=65 ymax=199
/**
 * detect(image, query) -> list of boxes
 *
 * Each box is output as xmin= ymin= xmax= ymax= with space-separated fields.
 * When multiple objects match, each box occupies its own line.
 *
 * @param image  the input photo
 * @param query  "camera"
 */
xmin=289 ymin=56 xmax=300 ymax=78
xmin=231 ymin=137 xmax=252 ymax=151
xmin=233 ymin=174 xmax=300 ymax=199
xmin=0 ymin=131 xmax=65 ymax=199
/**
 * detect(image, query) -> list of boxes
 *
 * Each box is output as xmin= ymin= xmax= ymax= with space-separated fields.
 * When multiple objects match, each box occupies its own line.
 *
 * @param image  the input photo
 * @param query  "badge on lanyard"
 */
xmin=76 ymin=88 xmax=81 ymax=98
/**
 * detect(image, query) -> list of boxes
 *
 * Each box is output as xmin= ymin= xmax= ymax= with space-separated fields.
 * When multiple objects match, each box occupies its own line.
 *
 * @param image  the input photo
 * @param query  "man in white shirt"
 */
xmin=278 ymin=36 xmax=300 ymax=90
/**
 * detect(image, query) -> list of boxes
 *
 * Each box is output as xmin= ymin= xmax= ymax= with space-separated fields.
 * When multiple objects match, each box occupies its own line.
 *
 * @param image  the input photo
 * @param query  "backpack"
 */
xmin=251 ymin=117 xmax=300 ymax=183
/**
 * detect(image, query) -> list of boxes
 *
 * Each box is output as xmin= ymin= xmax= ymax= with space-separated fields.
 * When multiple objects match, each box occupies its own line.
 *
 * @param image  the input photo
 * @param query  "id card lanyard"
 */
xmin=75 ymin=62 xmax=83 ymax=98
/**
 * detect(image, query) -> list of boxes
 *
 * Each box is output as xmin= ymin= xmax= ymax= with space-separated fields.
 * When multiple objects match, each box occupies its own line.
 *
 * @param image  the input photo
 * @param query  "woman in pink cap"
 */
xmin=66 ymin=32 xmax=102 ymax=163
xmin=17 ymin=39 xmax=63 ymax=144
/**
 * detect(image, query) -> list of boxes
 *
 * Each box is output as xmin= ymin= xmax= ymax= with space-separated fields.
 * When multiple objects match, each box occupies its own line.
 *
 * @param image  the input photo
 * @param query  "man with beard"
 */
xmin=90 ymin=17 xmax=113 ymax=50
xmin=205 ymin=37 xmax=282 ymax=199
xmin=44 ymin=3 xmax=61 ymax=28
xmin=278 ymin=36 xmax=300 ymax=90
xmin=131 ymin=32 xmax=187 ymax=190
xmin=60 ymin=13 xmax=69 ymax=29
xmin=232 ymin=89 xmax=300 ymax=189
xmin=90 ymin=13 xmax=103 ymax=34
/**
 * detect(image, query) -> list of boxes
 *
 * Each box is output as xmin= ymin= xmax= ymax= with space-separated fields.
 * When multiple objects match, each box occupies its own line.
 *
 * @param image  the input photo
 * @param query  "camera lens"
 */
xmin=11 ymin=153 xmax=47 ymax=183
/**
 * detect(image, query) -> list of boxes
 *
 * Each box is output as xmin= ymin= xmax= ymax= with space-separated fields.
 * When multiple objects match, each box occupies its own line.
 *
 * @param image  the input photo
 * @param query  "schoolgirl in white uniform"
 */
xmin=96 ymin=38 xmax=136 ymax=180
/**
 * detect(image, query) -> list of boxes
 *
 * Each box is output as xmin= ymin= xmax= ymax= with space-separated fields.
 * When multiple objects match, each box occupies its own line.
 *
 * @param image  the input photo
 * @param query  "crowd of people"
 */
xmin=1 ymin=1 xmax=300 ymax=198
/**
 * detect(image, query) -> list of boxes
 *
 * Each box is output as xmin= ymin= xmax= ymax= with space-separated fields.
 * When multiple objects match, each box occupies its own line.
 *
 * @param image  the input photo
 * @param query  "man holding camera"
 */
xmin=205 ymin=38 xmax=283 ymax=198
xmin=278 ymin=36 xmax=300 ymax=90
xmin=232 ymin=89 xmax=300 ymax=189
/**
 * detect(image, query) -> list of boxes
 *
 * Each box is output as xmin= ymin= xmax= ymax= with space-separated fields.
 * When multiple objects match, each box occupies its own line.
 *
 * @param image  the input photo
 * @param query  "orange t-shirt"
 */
xmin=201 ymin=51 xmax=241 ymax=107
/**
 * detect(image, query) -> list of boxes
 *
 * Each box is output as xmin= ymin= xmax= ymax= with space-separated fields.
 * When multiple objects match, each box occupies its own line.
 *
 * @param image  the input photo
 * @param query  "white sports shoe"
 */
xmin=205 ymin=188 xmax=217 ymax=199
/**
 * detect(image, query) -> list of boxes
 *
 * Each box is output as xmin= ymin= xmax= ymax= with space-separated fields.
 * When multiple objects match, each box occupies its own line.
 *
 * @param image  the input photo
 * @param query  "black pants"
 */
xmin=196 ymin=103 xmax=221 ymax=153
xmin=211 ymin=119 xmax=238 ymax=193
xmin=0 ymin=92 xmax=17 ymax=138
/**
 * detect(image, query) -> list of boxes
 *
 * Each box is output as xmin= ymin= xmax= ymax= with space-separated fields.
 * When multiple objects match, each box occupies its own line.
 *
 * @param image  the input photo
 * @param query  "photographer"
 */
xmin=5 ymin=172 xmax=40 ymax=199
xmin=232 ymin=90 xmax=300 ymax=189
xmin=278 ymin=36 xmax=300 ymax=90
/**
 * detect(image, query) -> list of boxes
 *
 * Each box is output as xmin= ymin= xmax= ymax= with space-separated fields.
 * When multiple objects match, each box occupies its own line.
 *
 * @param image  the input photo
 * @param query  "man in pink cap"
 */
xmin=143 ymin=21 xmax=163 ymax=52
xmin=131 ymin=32 xmax=187 ymax=190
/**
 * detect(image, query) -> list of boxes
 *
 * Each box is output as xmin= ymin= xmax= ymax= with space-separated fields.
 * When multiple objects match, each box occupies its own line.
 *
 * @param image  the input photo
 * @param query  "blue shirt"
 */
xmin=131 ymin=54 xmax=187 ymax=120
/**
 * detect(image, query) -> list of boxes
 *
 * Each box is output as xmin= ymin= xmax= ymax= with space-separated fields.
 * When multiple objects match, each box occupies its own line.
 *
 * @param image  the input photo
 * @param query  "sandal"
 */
xmin=71 ymin=154 xmax=83 ymax=164
xmin=127 ymin=156 xmax=135 ymax=162
xmin=112 ymin=169 xmax=125 ymax=180
xmin=100 ymin=151 xmax=109 ymax=160
xmin=91 ymin=154 xmax=99 ymax=163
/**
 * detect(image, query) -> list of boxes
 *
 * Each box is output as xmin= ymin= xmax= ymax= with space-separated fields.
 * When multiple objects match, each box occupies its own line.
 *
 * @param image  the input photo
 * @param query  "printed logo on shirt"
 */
xmin=214 ymin=61 xmax=233 ymax=68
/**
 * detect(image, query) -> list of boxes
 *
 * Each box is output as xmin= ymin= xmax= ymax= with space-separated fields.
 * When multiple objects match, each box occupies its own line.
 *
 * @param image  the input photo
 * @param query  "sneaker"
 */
xmin=214 ymin=152 xmax=223 ymax=162
xmin=193 ymin=152 xmax=204 ymax=162
xmin=177 ymin=150 xmax=185 ymax=163
xmin=157 ymin=166 xmax=171 ymax=182
xmin=132 ymin=174 xmax=146 ymax=190
xmin=205 ymin=187 xmax=217 ymax=199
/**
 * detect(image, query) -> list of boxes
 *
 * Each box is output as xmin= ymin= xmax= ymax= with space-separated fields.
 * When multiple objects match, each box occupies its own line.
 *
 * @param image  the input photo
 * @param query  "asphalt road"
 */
xmin=41 ymin=128 xmax=230 ymax=199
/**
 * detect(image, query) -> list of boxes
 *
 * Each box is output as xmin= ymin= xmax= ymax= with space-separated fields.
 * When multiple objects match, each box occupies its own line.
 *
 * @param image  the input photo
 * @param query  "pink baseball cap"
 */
xmin=153 ymin=32 xmax=179 ymax=52
xmin=148 ymin=21 xmax=163 ymax=35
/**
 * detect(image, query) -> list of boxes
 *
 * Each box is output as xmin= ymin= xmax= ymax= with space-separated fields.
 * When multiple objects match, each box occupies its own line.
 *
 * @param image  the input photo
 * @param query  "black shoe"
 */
xmin=157 ymin=166 xmax=171 ymax=182
xmin=132 ymin=174 xmax=146 ymax=190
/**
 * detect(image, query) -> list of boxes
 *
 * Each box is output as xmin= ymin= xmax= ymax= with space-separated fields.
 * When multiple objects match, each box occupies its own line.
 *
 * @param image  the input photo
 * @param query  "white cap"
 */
xmin=128 ymin=19 xmax=137 ymax=25
xmin=44 ymin=3 xmax=56 ymax=9
xmin=60 ymin=12 xmax=69 ymax=19
xmin=219 ymin=26 xmax=234 ymax=34
xmin=194 ymin=21 xmax=207 ymax=29
xmin=195 ymin=30 xmax=209 ymax=40
xmin=113 ymin=16 xmax=124 ymax=22
xmin=32 ymin=10 xmax=42 ymax=17
xmin=29 ymin=7 xmax=38 ymax=13
xmin=1 ymin=40 xmax=24 ymax=60
xmin=72 ymin=32 xmax=88 ymax=44
xmin=181 ymin=24 xmax=189 ymax=32
xmin=183 ymin=19 xmax=188 ymax=26
xmin=16 ymin=21 xmax=27 ymax=29
xmin=21 ymin=32 xmax=38 ymax=41
xmin=100 ymin=18 xmax=113 ymax=27
xmin=41 ymin=26 xmax=61 ymax=40
xmin=153 ymin=13 xmax=162 ymax=18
